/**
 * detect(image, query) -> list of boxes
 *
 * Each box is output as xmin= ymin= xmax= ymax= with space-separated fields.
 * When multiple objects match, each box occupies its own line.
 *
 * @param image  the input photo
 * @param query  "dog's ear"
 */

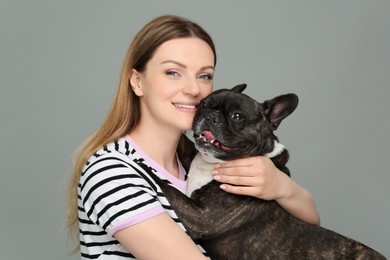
xmin=262 ymin=93 xmax=299 ymax=130
xmin=231 ymin=83 xmax=247 ymax=93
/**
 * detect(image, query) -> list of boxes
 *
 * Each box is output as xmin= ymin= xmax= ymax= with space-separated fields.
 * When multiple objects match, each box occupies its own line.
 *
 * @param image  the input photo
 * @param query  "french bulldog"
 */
xmin=144 ymin=84 xmax=386 ymax=259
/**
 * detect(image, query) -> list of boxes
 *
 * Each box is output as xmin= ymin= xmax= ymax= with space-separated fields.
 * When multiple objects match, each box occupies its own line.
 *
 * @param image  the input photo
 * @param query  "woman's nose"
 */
xmin=182 ymin=79 xmax=201 ymax=96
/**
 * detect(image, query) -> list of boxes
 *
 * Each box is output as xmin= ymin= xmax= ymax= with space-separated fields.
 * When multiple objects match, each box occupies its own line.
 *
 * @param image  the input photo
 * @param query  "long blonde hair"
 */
xmin=66 ymin=14 xmax=216 ymax=252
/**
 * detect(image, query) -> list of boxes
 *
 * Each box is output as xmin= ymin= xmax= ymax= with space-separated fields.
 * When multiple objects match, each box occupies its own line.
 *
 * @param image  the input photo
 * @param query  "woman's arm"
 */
xmin=115 ymin=213 xmax=208 ymax=260
xmin=212 ymin=156 xmax=320 ymax=225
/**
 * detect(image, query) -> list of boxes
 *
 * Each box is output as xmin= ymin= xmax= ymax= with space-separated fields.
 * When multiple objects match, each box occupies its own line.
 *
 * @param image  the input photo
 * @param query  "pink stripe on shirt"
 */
xmin=124 ymin=135 xmax=187 ymax=192
xmin=108 ymin=206 xmax=166 ymax=237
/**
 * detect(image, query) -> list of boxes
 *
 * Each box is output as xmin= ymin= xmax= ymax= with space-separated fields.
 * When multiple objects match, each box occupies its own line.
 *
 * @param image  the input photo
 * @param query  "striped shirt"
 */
xmin=78 ymin=135 xmax=207 ymax=259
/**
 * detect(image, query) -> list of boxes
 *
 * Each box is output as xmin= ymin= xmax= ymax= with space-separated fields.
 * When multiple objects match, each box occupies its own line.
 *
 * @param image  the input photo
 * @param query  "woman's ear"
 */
xmin=129 ymin=69 xmax=144 ymax=96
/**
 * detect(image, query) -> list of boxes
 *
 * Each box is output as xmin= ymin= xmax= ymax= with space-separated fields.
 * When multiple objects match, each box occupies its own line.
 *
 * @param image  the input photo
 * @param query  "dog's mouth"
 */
xmin=194 ymin=131 xmax=232 ymax=151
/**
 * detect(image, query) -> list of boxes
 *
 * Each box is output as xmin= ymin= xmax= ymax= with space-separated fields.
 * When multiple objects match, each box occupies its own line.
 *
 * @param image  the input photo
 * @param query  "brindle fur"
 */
xmin=143 ymin=84 xmax=386 ymax=259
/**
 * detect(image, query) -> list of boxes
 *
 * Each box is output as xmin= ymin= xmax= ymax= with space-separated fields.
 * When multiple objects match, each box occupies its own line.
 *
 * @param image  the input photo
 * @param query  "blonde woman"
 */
xmin=67 ymin=15 xmax=319 ymax=259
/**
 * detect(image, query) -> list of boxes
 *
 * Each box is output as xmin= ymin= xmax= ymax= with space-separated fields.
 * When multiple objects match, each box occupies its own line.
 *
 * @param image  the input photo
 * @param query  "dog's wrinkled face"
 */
xmin=192 ymin=84 xmax=298 ymax=161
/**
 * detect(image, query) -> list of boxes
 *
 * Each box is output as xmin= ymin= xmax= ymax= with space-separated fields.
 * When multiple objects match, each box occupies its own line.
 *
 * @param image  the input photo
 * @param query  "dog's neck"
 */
xmin=265 ymin=141 xmax=285 ymax=158
xmin=186 ymin=141 xmax=285 ymax=197
xmin=196 ymin=145 xmax=226 ymax=164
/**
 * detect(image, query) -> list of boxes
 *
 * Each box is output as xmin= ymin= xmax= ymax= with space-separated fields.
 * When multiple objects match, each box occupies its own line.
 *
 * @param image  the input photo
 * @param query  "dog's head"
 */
xmin=192 ymin=83 xmax=298 ymax=162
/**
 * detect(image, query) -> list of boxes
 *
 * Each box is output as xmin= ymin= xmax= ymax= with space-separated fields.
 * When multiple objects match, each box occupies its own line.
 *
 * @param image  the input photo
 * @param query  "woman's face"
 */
xmin=131 ymin=37 xmax=215 ymax=132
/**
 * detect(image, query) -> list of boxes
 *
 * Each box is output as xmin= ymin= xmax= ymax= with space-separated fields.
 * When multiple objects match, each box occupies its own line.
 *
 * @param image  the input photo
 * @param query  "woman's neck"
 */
xmin=129 ymin=124 xmax=182 ymax=177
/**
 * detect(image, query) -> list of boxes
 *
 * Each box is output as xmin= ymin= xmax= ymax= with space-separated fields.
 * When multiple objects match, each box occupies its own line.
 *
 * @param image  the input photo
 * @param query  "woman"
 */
xmin=67 ymin=15 xmax=320 ymax=259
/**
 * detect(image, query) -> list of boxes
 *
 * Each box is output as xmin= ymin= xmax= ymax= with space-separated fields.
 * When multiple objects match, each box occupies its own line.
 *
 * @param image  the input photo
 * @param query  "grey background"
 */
xmin=1 ymin=0 xmax=389 ymax=259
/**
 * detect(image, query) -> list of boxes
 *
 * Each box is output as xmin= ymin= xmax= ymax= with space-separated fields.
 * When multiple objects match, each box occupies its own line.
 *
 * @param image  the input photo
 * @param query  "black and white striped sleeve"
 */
xmin=79 ymin=153 xmax=165 ymax=237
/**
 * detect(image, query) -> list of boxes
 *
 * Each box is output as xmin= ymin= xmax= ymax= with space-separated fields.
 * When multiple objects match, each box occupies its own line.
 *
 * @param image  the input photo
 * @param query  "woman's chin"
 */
xmin=178 ymin=120 xmax=194 ymax=132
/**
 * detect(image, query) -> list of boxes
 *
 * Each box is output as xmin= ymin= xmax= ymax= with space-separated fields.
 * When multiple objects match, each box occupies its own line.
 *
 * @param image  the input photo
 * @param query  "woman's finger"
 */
xmin=213 ymin=166 xmax=255 ymax=177
xmin=213 ymin=174 xmax=260 ymax=187
xmin=215 ymin=157 xmax=255 ymax=168
xmin=219 ymin=184 xmax=261 ymax=197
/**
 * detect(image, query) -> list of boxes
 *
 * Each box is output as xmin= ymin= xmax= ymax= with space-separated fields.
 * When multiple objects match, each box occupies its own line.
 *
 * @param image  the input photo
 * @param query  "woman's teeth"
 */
xmin=173 ymin=103 xmax=197 ymax=109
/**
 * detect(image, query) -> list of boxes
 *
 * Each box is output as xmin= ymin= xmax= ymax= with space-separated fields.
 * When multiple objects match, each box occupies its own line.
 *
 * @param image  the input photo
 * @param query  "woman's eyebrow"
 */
xmin=161 ymin=60 xmax=215 ymax=71
xmin=200 ymin=65 xmax=215 ymax=71
xmin=161 ymin=60 xmax=187 ymax=68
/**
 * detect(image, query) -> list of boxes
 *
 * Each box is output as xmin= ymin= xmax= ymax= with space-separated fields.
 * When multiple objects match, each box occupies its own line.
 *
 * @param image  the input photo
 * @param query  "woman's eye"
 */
xmin=166 ymin=70 xmax=180 ymax=77
xmin=198 ymin=73 xmax=213 ymax=81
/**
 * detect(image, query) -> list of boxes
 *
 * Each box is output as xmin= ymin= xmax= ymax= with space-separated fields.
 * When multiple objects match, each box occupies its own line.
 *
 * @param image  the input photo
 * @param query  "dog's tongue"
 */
xmin=202 ymin=131 xmax=216 ymax=140
xmin=200 ymin=130 xmax=232 ymax=151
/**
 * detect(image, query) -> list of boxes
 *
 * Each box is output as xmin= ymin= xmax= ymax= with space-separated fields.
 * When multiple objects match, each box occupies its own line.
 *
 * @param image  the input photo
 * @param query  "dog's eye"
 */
xmin=230 ymin=113 xmax=242 ymax=121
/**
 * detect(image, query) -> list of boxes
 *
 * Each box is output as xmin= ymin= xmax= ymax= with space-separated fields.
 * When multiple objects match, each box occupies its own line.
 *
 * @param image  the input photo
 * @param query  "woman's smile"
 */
xmin=172 ymin=102 xmax=199 ymax=111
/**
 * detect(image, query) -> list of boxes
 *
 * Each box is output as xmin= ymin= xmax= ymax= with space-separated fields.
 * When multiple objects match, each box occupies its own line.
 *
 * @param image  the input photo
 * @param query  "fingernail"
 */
xmin=213 ymin=175 xmax=221 ymax=181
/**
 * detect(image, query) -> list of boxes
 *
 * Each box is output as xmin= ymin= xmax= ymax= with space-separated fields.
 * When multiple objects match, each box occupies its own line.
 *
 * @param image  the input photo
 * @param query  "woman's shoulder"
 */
xmin=80 ymin=135 xmax=186 ymax=193
xmin=89 ymin=136 xmax=134 ymax=159
xmin=80 ymin=137 xmax=156 ymax=186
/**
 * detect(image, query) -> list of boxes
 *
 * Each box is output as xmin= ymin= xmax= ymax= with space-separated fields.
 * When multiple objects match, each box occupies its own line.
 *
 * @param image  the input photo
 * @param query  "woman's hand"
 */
xmin=212 ymin=156 xmax=320 ymax=225
xmin=213 ymin=156 xmax=286 ymax=200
